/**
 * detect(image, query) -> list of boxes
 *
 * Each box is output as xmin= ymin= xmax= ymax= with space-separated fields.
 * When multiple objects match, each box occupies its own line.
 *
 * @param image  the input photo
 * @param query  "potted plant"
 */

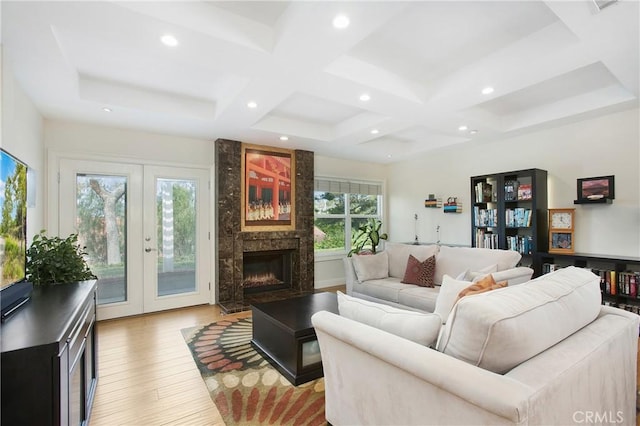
xmin=26 ymin=230 xmax=96 ymax=285
xmin=348 ymin=218 xmax=388 ymax=257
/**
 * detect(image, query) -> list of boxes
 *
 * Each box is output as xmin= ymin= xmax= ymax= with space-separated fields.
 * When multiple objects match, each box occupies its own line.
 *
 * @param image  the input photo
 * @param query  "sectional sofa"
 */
xmin=312 ymin=266 xmax=640 ymax=425
xmin=343 ymin=242 xmax=534 ymax=313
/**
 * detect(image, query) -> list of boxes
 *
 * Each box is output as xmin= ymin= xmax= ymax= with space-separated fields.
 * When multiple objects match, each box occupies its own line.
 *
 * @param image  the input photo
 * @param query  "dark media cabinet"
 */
xmin=1 ymin=280 xmax=98 ymax=426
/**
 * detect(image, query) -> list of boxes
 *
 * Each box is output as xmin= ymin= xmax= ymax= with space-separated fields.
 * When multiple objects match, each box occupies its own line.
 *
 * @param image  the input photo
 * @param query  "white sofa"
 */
xmin=344 ymin=242 xmax=534 ymax=313
xmin=313 ymin=266 xmax=640 ymax=425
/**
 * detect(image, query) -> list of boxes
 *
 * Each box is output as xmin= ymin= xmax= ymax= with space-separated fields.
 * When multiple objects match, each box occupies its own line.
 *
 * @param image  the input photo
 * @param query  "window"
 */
xmin=314 ymin=178 xmax=383 ymax=254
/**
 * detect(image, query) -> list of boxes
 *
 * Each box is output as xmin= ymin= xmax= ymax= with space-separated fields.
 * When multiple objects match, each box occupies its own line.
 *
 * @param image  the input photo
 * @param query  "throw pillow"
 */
xmin=337 ymin=292 xmax=441 ymax=347
xmin=351 ymin=251 xmax=389 ymax=282
xmin=456 ymin=274 xmax=507 ymax=302
xmin=401 ymin=254 xmax=436 ymax=287
xmin=433 ymin=275 xmax=473 ymax=324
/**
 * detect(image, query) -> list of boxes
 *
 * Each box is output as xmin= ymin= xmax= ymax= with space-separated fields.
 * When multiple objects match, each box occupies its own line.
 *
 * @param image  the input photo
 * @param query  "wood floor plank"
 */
xmin=89 ymin=304 xmax=245 ymax=426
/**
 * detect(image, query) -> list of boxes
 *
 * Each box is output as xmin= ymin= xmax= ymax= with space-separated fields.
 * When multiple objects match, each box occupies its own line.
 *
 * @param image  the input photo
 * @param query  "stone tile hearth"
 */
xmin=215 ymin=139 xmax=314 ymax=313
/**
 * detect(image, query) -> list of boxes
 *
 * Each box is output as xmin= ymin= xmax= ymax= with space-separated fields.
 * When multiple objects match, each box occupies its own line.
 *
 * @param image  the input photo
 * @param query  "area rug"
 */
xmin=182 ymin=317 xmax=326 ymax=426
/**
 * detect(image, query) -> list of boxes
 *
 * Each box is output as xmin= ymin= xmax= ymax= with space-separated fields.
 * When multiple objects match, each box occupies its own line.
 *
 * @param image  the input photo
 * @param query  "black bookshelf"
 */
xmin=471 ymin=169 xmax=548 ymax=275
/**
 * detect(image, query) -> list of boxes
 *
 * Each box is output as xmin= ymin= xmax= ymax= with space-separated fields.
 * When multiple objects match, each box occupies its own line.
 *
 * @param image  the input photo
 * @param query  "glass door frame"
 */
xmin=57 ymin=159 xmax=145 ymax=320
xmin=50 ymin=152 xmax=213 ymax=320
xmin=142 ymin=165 xmax=211 ymax=313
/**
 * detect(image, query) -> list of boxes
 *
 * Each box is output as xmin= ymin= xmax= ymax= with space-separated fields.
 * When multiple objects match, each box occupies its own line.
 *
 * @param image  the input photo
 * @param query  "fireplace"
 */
xmin=243 ymin=250 xmax=293 ymax=294
xmin=215 ymin=139 xmax=314 ymax=313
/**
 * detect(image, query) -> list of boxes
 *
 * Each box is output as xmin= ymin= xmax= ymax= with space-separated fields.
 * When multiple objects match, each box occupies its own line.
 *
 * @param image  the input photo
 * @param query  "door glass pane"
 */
xmin=157 ymin=179 xmax=196 ymax=296
xmin=76 ymin=175 xmax=127 ymax=305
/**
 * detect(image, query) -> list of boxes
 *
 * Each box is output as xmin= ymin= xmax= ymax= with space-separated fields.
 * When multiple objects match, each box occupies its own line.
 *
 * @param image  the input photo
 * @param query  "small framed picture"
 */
xmin=576 ymin=175 xmax=614 ymax=201
xmin=549 ymin=232 xmax=574 ymax=254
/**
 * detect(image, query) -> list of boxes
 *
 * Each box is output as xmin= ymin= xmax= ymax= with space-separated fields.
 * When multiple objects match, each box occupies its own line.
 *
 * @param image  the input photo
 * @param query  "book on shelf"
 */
xmin=517 ymin=184 xmax=532 ymax=200
xmin=474 ymin=206 xmax=498 ymax=227
xmin=505 ymin=208 xmax=532 ymax=227
xmin=504 ymin=180 xmax=519 ymax=201
xmin=424 ymin=198 xmax=440 ymax=208
xmin=443 ymin=199 xmax=462 ymax=213
xmin=591 ymin=268 xmax=639 ymax=299
xmin=474 ymin=182 xmax=493 ymax=203
xmin=507 ymin=235 xmax=533 ymax=255
xmin=474 ymin=229 xmax=499 ymax=249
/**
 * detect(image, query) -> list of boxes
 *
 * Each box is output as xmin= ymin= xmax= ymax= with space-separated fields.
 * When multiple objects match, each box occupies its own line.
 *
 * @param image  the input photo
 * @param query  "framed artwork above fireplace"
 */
xmin=241 ymin=144 xmax=295 ymax=231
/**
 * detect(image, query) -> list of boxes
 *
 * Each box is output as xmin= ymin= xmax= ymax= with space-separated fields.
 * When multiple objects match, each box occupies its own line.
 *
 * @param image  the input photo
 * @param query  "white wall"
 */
xmin=44 ymin=119 xmax=215 ymax=302
xmin=314 ymin=155 xmax=389 ymax=288
xmin=387 ymin=108 xmax=640 ymax=258
xmin=1 ymin=52 xmax=45 ymax=243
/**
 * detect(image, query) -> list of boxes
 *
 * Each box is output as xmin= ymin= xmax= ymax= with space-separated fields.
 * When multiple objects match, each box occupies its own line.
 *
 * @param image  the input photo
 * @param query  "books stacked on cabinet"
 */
xmin=474 ymin=206 xmax=497 ymax=227
xmin=505 ymin=208 xmax=532 ymax=227
xmin=507 ymin=235 xmax=533 ymax=255
xmin=474 ymin=182 xmax=493 ymax=203
xmin=475 ymin=229 xmax=499 ymax=249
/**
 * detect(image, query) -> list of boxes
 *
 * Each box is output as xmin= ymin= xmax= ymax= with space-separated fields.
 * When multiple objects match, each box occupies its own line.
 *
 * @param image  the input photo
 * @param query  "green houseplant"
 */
xmin=26 ymin=230 xmax=96 ymax=285
xmin=348 ymin=218 xmax=388 ymax=257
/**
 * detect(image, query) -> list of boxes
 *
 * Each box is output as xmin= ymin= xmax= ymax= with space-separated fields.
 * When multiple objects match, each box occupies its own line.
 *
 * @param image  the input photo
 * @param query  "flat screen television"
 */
xmin=0 ymin=148 xmax=32 ymax=320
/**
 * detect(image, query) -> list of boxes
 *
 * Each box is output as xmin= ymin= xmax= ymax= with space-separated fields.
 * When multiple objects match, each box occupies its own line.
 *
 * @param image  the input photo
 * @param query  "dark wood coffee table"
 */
xmin=251 ymin=292 xmax=338 ymax=385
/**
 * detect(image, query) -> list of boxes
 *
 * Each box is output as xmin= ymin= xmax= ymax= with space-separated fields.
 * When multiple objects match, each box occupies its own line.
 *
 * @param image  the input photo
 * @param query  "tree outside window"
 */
xmin=314 ymin=189 xmax=383 ymax=253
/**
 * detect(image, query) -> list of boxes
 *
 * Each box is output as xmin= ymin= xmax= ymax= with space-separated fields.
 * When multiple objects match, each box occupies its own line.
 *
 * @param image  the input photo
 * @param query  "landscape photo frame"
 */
xmin=241 ymin=144 xmax=295 ymax=232
xmin=576 ymin=175 xmax=615 ymax=201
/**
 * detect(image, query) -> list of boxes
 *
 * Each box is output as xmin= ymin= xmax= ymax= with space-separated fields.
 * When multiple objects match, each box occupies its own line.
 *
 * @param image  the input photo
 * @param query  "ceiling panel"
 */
xmin=1 ymin=0 xmax=637 ymax=163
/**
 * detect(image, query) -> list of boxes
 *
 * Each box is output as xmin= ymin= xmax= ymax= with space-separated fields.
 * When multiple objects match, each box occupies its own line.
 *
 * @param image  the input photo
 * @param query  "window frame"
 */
xmin=313 ymin=178 xmax=384 ymax=257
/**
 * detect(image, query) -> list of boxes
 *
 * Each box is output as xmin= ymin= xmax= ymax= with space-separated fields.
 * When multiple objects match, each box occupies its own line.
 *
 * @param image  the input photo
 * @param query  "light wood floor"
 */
xmin=89 ymin=300 xmax=640 ymax=426
xmin=89 ymin=304 xmax=250 ymax=426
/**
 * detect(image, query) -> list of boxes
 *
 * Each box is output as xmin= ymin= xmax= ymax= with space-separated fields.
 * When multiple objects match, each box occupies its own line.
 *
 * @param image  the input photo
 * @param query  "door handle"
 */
xmin=145 ymin=247 xmax=157 ymax=253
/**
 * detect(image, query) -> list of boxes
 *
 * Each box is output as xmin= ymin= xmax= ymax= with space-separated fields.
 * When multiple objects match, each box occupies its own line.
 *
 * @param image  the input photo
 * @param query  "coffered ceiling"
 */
xmin=2 ymin=1 xmax=638 ymax=163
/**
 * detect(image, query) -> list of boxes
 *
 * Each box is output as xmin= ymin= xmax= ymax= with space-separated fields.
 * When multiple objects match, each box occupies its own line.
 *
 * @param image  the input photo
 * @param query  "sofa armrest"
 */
xmin=343 ymin=257 xmax=361 ymax=295
xmin=493 ymin=266 xmax=533 ymax=285
xmin=312 ymin=311 xmax=533 ymax=425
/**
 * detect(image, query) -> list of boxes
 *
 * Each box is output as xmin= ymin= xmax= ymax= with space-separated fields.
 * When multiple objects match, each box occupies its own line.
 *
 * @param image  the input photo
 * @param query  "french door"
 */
xmin=59 ymin=159 xmax=210 ymax=320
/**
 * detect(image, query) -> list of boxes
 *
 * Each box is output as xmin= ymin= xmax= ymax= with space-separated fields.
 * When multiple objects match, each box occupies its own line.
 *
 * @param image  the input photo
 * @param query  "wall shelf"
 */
xmin=573 ymin=198 xmax=613 ymax=205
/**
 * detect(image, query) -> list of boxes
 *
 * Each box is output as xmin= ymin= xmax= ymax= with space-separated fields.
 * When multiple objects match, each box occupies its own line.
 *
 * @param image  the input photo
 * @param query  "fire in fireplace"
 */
xmin=242 ymin=250 xmax=293 ymax=294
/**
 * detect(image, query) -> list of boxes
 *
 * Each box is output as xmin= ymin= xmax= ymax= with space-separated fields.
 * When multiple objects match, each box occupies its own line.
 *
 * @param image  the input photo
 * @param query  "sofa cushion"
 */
xmin=402 ymin=254 xmax=436 ymax=287
xmin=386 ymin=242 xmax=439 ymax=279
xmin=353 ymin=277 xmax=406 ymax=303
xmin=433 ymin=275 xmax=473 ymax=324
xmin=435 ymin=246 xmax=521 ymax=285
xmin=337 ymin=291 xmax=441 ymax=347
xmin=397 ymin=286 xmax=440 ymax=312
xmin=352 ymin=251 xmax=389 ymax=282
xmin=436 ymin=266 xmax=602 ymax=374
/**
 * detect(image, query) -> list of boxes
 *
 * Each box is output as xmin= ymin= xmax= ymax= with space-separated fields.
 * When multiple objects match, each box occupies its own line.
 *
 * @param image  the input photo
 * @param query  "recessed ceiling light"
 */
xmin=371 ymin=129 xmax=379 ymax=134
xmin=161 ymin=34 xmax=178 ymax=47
xmin=481 ymin=87 xmax=494 ymax=95
xmin=333 ymin=14 xmax=350 ymax=29
xmin=359 ymin=93 xmax=371 ymax=102
xmin=469 ymin=129 xmax=478 ymax=135
xmin=387 ymin=154 xmax=393 ymax=158
xmin=102 ymin=107 xmax=112 ymax=113
xmin=247 ymin=101 xmax=258 ymax=109
xmin=280 ymin=136 xmax=289 ymax=141
xmin=458 ymin=125 xmax=468 ymax=131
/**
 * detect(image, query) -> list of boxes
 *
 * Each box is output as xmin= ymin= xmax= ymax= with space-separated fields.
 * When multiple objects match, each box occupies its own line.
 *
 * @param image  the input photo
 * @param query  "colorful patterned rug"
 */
xmin=182 ymin=317 xmax=326 ymax=426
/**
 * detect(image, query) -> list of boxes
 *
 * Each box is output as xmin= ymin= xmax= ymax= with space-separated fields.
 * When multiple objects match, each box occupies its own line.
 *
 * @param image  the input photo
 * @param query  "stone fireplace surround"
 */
xmin=215 ymin=139 xmax=314 ymax=313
